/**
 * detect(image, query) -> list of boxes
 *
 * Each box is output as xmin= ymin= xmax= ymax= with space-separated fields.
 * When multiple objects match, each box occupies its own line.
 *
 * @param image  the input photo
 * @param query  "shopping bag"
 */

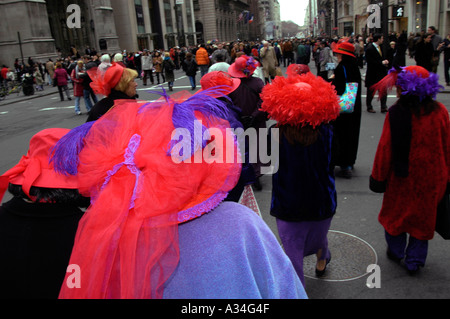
xmin=339 ymin=82 xmax=358 ymax=113
xmin=338 ymin=66 xmax=358 ymax=114
xmin=238 ymin=185 xmax=262 ymax=217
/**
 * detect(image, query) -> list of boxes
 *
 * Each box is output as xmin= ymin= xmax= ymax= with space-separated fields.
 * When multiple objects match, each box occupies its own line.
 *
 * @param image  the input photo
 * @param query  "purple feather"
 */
xmin=49 ymin=121 xmax=95 ymax=176
xmin=397 ymin=70 xmax=444 ymax=101
xmin=166 ymin=86 xmax=231 ymax=160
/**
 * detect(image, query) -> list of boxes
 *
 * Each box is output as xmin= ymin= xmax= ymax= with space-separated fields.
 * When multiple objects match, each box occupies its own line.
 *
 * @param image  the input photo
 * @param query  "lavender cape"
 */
xmin=163 ymin=201 xmax=307 ymax=299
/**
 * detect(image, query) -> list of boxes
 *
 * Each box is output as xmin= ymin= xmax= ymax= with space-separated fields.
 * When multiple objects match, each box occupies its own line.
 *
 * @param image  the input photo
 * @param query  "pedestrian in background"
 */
xmin=195 ymin=44 xmax=210 ymax=77
xmin=71 ymin=61 xmax=90 ymax=115
xmin=181 ymin=52 xmax=198 ymax=90
xmin=228 ymin=55 xmax=266 ymax=191
xmin=370 ymin=65 xmax=448 ymax=275
xmin=260 ymin=70 xmax=341 ymax=286
xmin=141 ymin=49 xmax=154 ymax=86
xmin=53 ymin=62 xmax=72 ymax=102
xmin=260 ymin=40 xmax=278 ymax=84
xmin=0 ymin=128 xmax=89 ymax=299
xmin=330 ymin=41 xmax=362 ymax=179
xmin=365 ymin=33 xmax=389 ymax=113
xmin=152 ymin=51 xmax=165 ymax=84
xmin=163 ymin=52 xmax=176 ymax=91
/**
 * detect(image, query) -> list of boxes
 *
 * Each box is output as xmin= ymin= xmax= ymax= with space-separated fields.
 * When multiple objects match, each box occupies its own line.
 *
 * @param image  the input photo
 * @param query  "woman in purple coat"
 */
xmin=53 ymin=62 xmax=72 ymax=102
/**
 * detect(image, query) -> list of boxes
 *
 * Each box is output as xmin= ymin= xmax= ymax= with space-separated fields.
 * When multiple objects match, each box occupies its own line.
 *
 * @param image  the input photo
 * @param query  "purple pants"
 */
xmin=276 ymin=217 xmax=332 ymax=285
xmin=385 ymin=231 xmax=428 ymax=271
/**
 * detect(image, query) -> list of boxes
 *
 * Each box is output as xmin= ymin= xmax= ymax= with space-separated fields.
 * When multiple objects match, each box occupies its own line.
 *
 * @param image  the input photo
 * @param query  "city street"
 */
xmin=1 ymin=59 xmax=449 ymax=299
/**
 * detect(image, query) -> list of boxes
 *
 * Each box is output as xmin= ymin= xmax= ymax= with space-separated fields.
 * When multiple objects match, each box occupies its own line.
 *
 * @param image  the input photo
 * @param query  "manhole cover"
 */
xmin=304 ymin=230 xmax=378 ymax=282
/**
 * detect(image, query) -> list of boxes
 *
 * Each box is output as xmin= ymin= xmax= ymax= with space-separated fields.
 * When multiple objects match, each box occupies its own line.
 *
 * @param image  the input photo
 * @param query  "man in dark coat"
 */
xmin=365 ymin=34 xmax=390 ymax=113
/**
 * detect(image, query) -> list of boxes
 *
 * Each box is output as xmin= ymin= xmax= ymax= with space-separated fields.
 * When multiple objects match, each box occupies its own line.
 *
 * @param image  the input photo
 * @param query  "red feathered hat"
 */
xmin=57 ymin=89 xmax=241 ymax=299
xmin=0 ymin=128 xmax=78 ymax=203
xmin=88 ymin=62 xmax=125 ymax=96
xmin=260 ymin=72 xmax=341 ymax=128
xmin=228 ymin=55 xmax=260 ymax=78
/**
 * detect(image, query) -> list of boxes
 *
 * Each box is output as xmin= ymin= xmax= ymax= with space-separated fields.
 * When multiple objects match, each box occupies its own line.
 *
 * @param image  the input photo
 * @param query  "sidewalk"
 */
xmin=0 ymin=83 xmax=73 ymax=106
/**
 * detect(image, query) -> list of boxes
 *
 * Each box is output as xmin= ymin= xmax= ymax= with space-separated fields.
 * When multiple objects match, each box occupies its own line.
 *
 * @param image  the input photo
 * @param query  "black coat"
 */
xmin=415 ymin=41 xmax=434 ymax=72
xmin=86 ymin=89 xmax=136 ymax=122
xmin=365 ymin=43 xmax=388 ymax=87
xmin=0 ymin=197 xmax=84 ymax=299
xmin=331 ymin=57 xmax=362 ymax=168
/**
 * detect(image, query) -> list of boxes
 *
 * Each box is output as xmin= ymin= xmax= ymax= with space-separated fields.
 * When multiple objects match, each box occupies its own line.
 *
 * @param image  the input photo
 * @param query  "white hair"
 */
xmin=100 ymin=54 xmax=111 ymax=63
xmin=113 ymin=53 xmax=123 ymax=62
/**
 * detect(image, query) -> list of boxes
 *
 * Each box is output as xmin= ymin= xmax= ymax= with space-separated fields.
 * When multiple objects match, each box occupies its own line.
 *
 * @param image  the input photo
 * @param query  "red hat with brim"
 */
xmin=0 ymin=128 xmax=78 ymax=203
xmin=197 ymin=71 xmax=241 ymax=97
xmin=333 ymin=42 xmax=356 ymax=57
xmin=228 ymin=55 xmax=260 ymax=78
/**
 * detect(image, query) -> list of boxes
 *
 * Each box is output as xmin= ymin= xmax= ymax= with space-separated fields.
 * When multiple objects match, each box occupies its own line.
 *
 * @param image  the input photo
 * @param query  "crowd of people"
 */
xmin=0 ymin=27 xmax=449 ymax=299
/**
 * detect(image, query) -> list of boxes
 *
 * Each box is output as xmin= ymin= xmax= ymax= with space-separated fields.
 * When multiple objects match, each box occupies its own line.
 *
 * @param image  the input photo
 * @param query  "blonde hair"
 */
xmin=114 ymin=68 xmax=138 ymax=93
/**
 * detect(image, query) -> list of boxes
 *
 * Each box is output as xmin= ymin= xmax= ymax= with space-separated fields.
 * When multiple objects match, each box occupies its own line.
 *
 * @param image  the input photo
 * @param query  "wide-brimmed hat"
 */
xmin=228 ymin=55 xmax=260 ymax=78
xmin=0 ymin=128 xmax=78 ymax=202
xmin=55 ymin=88 xmax=241 ymax=299
xmin=260 ymin=72 xmax=340 ymax=128
xmin=333 ymin=41 xmax=356 ymax=57
xmin=197 ymin=71 xmax=241 ymax=97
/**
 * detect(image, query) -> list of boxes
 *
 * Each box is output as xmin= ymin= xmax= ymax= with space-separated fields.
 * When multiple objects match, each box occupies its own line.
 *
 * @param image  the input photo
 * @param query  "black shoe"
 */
xmin=381 ymin=107 xmax=388 ymax=113
xmin=367 ymin=108 xmax=376 ymax=113
xmin=316 ymin=255 xmax=331 ymax=277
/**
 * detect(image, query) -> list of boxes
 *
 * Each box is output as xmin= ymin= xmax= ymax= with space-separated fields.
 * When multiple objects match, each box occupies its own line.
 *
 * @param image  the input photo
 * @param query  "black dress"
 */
xmin=331 ymin=57 xmax=362 ymax=170
xmin=0 ymin=197 xmax=84 ymax=299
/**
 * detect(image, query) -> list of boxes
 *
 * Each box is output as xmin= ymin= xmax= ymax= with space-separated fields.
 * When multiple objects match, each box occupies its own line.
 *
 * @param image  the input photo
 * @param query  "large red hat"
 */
xmin=57 ymin=89 xmax=241 ymax=299
xmin=0 ymin=128 xmax=78 ymax=202
xmin=261 ymin=72 xmax=341 ymax=128
xmin=333 ymin=41 xmax=356 ymax=57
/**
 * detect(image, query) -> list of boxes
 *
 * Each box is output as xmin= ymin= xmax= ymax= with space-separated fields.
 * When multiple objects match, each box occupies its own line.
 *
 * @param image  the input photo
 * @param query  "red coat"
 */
xmin=371 ymin=103 xmax=450 ymax=240
xmin=71 ymin=69 xmax=84 ymax=97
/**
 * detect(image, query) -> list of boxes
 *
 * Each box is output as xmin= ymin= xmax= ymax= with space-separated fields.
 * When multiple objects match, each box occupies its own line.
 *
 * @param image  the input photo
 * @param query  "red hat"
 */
xmin=197 ymin=71 xmax=241 ymax=97
xmin=333 ymin=42 xmax=356 ymax=57
xmin=228 ymin=55 xmax=260 ymax=78
xmin=286 ymin=64 xmax=311 ymax=78
xmin=88 ymin=62 xmax=125 ymax=96
xmin=57 ymin=90 xmax=241 ymax=299
xmin=0 ymin=128 xmax=78 ymax=203
xmin=261 ymin=72 xmax=341 ymax=128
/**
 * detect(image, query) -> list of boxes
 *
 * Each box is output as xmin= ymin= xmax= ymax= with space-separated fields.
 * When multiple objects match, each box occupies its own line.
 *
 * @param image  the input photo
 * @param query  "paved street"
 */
xmin=1 ymin=58 xmax=449 ymax=299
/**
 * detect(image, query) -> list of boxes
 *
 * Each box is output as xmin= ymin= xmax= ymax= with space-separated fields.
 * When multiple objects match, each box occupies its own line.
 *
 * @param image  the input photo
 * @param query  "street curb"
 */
xmin=0 ymin=87 xmax=74 ymax=106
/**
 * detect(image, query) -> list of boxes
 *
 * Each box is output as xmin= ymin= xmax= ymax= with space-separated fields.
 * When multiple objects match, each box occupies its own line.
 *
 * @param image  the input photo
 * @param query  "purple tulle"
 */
xmin=396 ymin=68 xmax=444 ymax=101
xmin=50 ymin=121 xmax=95 ymax=176
xmin=160 ymin=87 xmax=230 ymax=160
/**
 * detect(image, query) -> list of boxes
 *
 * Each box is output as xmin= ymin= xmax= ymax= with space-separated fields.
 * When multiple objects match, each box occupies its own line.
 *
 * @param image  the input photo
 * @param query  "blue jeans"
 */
xmin=83 ymin=90 xmax=94 ymax=112
xmin=188 ymin=75 xmax=196 ymax=88
xmin=199 ymin=65 xmax=208 ymax=77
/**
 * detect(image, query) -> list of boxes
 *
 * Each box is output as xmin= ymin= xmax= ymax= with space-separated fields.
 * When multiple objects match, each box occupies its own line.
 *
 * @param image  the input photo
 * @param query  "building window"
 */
xmin=135 ymin=0 xmax=145 ymax=34
xmin=164 ymin=0 xmax=173 ymax=33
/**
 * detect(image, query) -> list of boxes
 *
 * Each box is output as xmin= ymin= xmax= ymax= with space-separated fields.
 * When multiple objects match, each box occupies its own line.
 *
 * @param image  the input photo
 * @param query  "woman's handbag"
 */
xmin=338 ymin=66 xmax=358 ymax=114
xmin=436 ymin=193 xmax=450 ymax=240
